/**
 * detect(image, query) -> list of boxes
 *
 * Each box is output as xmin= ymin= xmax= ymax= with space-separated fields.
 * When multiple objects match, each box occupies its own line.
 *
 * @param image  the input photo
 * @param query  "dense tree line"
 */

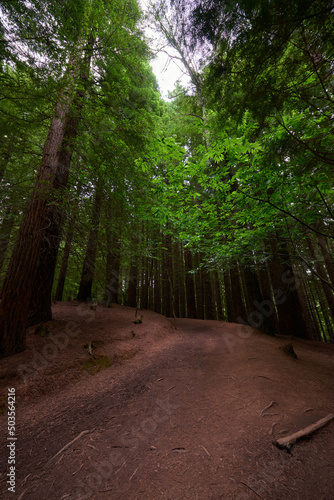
xmin=0 ymin=0 xmax=333 ymax=357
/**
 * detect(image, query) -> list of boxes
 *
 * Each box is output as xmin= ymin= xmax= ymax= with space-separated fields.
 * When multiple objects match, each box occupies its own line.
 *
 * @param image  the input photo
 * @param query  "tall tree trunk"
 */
xmin=203 ymin=268 xmax=215 ymax=320
xmin=26 ymin=42 xmax=93 ymax=325
xmin=268 ymin=241 xmax=309 ymax=338
xmin=76 ymin=181 xmax=103 ymax=302
xmin=0 ymin=208 xmax=17 ymax=276
xmin=212 ymin=271 xmax=224 ymax=321
xmin=140 ymin=256 xmax=150 ymax=310
xmin=172 ymin=241 xmax=181 ymax=318
xmin=104 ymin=193 xmax=122 ymax=305
xmin=162 ymin=234 xmax=172 ymax=317
xmin=256 ymin=262 xmax=280 ymax=335
xmin=243 ymin=265 xmax=274 ymax=335
xmin=127 ymin=261 xmax=138 ymax=308
xmin=223 ymin=269 xmax=234 ymax=322
xmin=303 ymin=277 xmax=323 ymax=341
xmin=184 ymin=249 xmax=196 ymax=318
xmin=317 ymin=235 xmax=334 ymax=287
xmin=153 ymin=255 xmax=161 ymax=314
xmin=54 ymin=210 xmax=77 ymax=302
xmin=307 ymin=236 xmax=334 ymax=321
xmin=104 ymin=235 xmax=121 ymax=305
xmin=194 ymin=254 xmax=204 ymax=319
xmin=230 ymin=263 xmax=247 ymax=323
xmin=0 ymin=89 xmax=77 ymax=356
xmin=178 ymin=243 xmax=187 ymax=318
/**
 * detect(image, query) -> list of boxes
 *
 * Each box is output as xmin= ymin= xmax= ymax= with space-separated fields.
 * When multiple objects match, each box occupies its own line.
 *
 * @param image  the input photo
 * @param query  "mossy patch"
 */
xmin=80 ymin=355 xmax=111 ymax=374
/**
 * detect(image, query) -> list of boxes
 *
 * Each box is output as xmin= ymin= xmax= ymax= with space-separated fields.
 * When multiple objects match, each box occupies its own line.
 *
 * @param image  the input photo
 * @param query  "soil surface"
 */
xmin=0 ymin=302 xmax=334 ymax=500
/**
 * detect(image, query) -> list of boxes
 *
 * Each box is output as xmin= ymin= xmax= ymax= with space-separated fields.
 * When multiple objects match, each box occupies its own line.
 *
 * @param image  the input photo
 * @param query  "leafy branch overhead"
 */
xmin=1 ymin=0 xmax=334 ymax=358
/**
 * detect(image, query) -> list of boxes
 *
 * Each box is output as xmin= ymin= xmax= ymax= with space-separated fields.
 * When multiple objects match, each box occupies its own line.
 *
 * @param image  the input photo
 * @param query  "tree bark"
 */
xmin=194 ymin=254 xmax=204 ymax=319
xmin=184 ymin=249 xmax=197 ymax=318
xmin=26 ymin=41 xmax=93 ymax=325
xmin=243 ymin=265 xmax=275 ymax=335
xmin=54 ymin=210 xmax=77 ymax=302
xmin=0 ymin=91 xmax=75 ymax=357
xmin=223 ymin=269 xmax=234 ymax=322
xmin=0 ymin=208 xmax=17 ymax=276
xmin=203 ymin=268 xmax=215 ymax=320
xmin=76 ymin=181 xmax=103 ymax=302
xmin=127 ymin=261 xmax=138 ymax=308
xmin=230 ymin=263 xmax=247 ymax=323
xmin=268 ymin=241 xmax=309 ymax=338
xmin=104 ymin=193 xmax=122 ymax=305
xmin=162 ymin=234 xmax=172 ymax=317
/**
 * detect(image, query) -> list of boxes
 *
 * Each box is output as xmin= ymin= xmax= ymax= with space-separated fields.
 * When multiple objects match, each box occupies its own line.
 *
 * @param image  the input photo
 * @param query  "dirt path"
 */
xmin=1 ymin=307 xmax=334 ymax=499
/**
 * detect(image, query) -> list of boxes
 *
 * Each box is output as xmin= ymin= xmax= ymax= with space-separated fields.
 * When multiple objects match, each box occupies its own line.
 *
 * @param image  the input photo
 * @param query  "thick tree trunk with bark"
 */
xmin=0 ymin=97 xmax=72 ymax=357
xmin=27 ymin=43 xmax=93 ymax=324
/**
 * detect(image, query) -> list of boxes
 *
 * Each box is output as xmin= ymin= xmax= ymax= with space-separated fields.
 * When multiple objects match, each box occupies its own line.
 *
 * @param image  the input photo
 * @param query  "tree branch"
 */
xmin=239 ymin=190 xmax=334 ymax=239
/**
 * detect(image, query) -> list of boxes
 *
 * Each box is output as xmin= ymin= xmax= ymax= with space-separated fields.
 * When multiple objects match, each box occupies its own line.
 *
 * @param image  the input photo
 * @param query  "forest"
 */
xmin=0 ymin=0 xmax=333 ymax=358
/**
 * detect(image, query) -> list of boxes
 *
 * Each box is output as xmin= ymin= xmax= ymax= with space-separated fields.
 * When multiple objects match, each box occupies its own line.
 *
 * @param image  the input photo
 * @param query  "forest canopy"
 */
xmin=0 ymin=0 xmax=334 ymax=357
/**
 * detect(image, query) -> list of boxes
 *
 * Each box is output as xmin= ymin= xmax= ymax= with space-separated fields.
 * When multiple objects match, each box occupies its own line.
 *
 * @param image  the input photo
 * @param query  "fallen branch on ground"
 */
xmin=273 ymin=413 xmax=334 ymax=451
xmin=260 ymin=401 xmax=276 ymax=417
xmin=45 ymin=429 xmax=94 ymax=467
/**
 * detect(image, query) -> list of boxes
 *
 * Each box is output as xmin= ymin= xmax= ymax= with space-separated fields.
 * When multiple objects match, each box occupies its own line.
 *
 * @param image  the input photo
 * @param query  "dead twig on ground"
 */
xmin=45 ymin=429 xmax=94 ymax=468
xmin=17 ymin=489 xmax=29 ymax=500
xmin=72 ymin=463 xmax=84 ymax=476
xmin=260 ymin=401 xmax=276 ymax=417
xmin=240 ymin=480 xmax=265 ymax=499
xmin=200 ymin=445 xmax=210 ymax=457
xmin=129 ymin=466 xmax=139 ymax=481
xmin=253 ymin=375 xmax=276 ymax=382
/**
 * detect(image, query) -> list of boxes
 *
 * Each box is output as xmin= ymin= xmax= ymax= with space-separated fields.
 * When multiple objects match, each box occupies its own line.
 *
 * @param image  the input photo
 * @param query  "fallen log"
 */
xmin=273 ymin=413 xmax=334 ymax=451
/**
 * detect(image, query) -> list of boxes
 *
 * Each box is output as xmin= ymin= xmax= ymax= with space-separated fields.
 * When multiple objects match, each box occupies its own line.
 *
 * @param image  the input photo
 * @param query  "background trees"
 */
xmin=0 ymin=0 xmax=333 ymax=357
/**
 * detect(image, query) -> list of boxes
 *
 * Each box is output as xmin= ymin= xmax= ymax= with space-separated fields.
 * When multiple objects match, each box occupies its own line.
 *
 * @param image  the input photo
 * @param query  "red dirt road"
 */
xmin=0 ymin=305 xmax=334 ymax=499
